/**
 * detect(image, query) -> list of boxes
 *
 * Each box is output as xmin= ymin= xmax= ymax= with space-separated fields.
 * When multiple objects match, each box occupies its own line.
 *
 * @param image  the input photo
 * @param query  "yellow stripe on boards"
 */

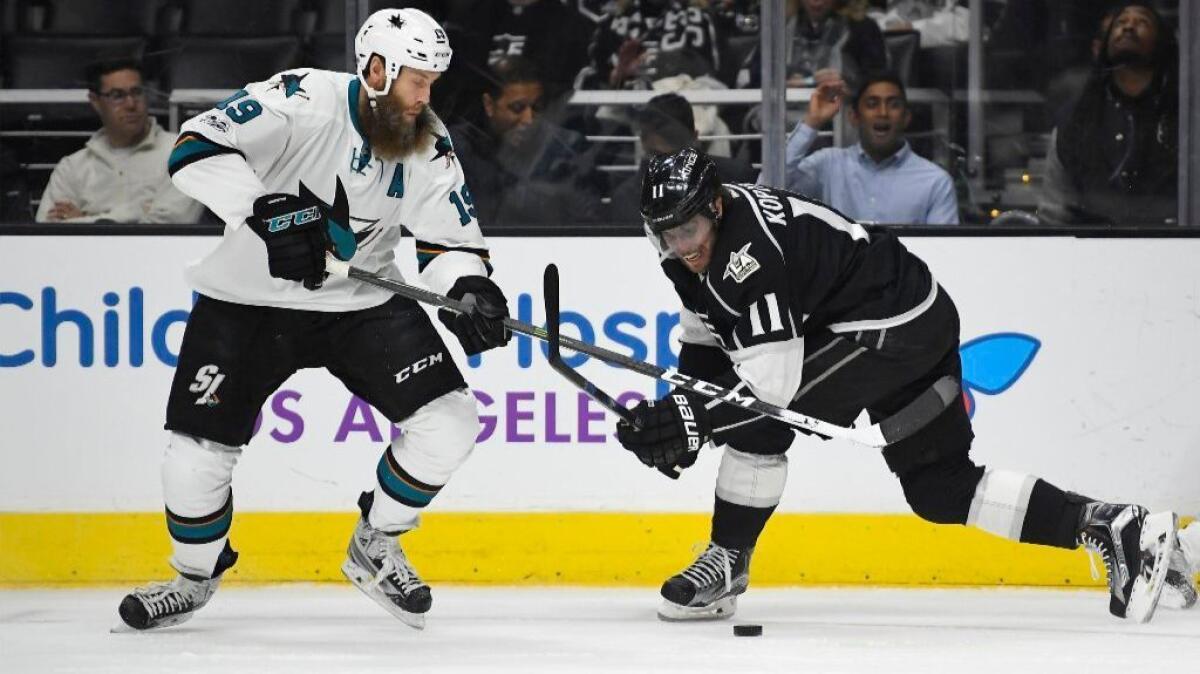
xmin=0 ymin=512 xmax=1185 ymax=587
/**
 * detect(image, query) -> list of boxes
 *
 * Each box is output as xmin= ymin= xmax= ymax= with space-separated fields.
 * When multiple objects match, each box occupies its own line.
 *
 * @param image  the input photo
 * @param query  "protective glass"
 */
xmin=661 ymin=215 xmax=713 ymax=257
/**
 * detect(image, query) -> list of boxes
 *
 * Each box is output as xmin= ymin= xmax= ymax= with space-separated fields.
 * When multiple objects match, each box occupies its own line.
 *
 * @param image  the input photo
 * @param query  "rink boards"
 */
xmin=2 ymin=234 xmax=1199 ymax=585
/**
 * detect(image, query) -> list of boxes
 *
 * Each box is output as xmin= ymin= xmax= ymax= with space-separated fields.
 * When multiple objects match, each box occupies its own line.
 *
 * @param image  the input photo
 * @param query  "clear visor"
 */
xmin=660 ymin=216 xmax=712 ymax=257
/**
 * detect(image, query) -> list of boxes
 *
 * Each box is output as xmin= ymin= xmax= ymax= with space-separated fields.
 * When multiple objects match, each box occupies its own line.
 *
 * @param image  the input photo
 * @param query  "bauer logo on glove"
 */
xmin=616 ymin=389 xmax=711 ymax=477
xmin=672 ymin=393 xmax=702 ymax=451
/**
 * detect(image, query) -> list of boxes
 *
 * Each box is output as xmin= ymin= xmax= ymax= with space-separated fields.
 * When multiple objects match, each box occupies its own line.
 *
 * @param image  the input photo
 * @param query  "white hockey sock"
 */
xmin=714 ymin=445 xmax=788 ymax=508
xmin=966 ymin=469 xmax=1037 ymax=541
xmin=161 ymin=432 xmax=241 ymax=578
xmin=370 ymin=389 xmax=480 ymax=533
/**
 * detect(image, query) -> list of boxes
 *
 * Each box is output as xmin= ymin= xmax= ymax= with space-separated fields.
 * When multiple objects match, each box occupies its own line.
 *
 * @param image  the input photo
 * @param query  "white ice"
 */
xmin=2 ymin=586 xmax=1198 ymax=673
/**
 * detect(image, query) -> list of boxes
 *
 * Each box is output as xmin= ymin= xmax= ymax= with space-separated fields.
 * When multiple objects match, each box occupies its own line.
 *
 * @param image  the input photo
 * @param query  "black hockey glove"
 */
xmin=247 ymin=192 xmax=329 ymax=289
xmin=246 ymin=180 xmax=356 ymax=291
xmin=439 ymin=275 xmax=512 ymax=356
xmin=616 ymin=389 xmax=711 ymax=479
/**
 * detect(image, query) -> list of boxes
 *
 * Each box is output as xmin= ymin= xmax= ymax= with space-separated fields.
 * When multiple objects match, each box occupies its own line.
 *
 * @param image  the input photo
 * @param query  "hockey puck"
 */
xmin=733 ymin=624 xmax=763 ymax=637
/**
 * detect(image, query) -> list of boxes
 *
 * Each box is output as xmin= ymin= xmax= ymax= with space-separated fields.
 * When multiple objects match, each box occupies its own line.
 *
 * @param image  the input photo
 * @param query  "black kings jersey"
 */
xmin=651 ymin=183 xmax=937 ymax=407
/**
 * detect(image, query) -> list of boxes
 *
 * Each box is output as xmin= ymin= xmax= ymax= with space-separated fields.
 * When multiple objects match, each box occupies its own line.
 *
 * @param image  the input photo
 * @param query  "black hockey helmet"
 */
xmin=640 ymin=146 xmax=721 ymax=234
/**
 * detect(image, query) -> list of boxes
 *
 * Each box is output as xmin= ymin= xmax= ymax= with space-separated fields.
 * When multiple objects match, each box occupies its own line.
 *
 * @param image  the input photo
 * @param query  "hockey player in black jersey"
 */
xmin=616 ymin=146 xmax=1191 ymax=623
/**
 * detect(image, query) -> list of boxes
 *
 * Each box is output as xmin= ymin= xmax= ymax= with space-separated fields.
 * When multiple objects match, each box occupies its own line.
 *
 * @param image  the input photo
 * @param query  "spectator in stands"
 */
xmin=581 ymin=0 xmax=725 ymax=90
xmin=740 ymin=0 xmax=886 ymax=90
xmin=450 ymin=56 xmax=604 ymax=228
xmin=36 ymin=59 xmax=202 ymax=224
xmin=777 ymin=70 xmax=959 ymax=224
xmin=869 ymin=0 xmax=969 ymax=48
xmin=610 ymin=92 xmax=757 ymax=224
xmin=485 ymin=0 xmax=594 ymax=101
xmin=1038 ymin=2 xmax=1178 ymax=226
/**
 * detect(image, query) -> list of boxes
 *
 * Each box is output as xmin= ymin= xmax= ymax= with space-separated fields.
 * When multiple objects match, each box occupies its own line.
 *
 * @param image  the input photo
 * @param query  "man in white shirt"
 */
xmin=36 ymin=59 xmax=202 ymax=224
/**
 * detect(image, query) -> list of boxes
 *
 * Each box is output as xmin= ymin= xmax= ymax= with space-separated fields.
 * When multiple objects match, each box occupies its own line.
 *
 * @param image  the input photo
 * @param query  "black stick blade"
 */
xmin=543 ymin=264 xmax=562 ymax=363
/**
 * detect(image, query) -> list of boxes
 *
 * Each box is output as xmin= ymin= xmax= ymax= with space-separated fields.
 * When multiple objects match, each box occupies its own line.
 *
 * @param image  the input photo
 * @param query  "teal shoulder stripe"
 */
xmin=167 ymin=132 xmax=241 ymax=177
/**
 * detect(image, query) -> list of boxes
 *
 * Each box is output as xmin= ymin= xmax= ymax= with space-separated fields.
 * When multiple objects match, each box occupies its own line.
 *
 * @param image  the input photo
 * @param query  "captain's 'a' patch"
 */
xmin=723 ymin=242 xmax=759 ymax=283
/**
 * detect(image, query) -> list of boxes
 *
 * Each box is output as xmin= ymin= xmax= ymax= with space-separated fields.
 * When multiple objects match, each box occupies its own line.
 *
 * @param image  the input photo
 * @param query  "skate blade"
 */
xmin=1127 ymin=511 xmax=1178 ymax=624
xmin=341 ymin=559 xmax=427 ymax=631
xmin=657 ymin=595 xmax=737 ymax=622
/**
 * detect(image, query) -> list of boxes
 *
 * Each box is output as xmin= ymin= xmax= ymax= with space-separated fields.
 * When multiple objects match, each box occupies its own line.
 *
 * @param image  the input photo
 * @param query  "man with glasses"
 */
xmin=36 ymin=59 xmax=202 ymax=224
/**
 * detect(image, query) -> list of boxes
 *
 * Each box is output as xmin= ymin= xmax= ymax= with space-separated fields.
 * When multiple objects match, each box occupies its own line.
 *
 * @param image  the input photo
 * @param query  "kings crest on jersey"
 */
xmin=168 ymin=67 xmax=490 ymax=313
xmin=648 ymin=182 xmax=936 ymax=405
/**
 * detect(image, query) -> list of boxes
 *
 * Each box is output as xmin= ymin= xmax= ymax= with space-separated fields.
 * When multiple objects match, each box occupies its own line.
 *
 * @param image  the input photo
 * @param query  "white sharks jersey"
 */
xmin=169 ymin=68 xmax=490 ymax=312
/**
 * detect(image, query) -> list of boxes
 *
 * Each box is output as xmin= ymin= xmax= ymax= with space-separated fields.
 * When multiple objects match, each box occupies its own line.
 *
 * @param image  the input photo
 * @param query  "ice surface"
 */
xmin=2 ymin=586 xmax=1197 ymax=673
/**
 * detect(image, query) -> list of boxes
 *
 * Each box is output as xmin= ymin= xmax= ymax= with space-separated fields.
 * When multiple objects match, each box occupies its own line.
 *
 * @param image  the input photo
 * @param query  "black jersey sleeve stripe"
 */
xmin=414 ymin=240 xmax=493 ymax=274
xmin=167 ymin=131 xmax=244 ymax=177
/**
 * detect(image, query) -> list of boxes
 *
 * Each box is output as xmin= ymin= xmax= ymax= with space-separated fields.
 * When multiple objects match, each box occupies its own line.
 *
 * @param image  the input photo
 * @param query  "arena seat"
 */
xmin=16 ymin=0 xmax=166 ymax=34
xmin=304 ymin=33 xmax=351 ymax=72
xmin=164 ymin=36 xmax=302 ymax=89
xmin=4 ymin=36 xmax=146 ymax=88
xmin=179 ymin=0 xmax=306 ymax=36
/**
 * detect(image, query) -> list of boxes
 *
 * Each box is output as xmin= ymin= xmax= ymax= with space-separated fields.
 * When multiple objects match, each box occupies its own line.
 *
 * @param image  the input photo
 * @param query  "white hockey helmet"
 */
xmin=354 ymin=8 xmax=452 ymax=105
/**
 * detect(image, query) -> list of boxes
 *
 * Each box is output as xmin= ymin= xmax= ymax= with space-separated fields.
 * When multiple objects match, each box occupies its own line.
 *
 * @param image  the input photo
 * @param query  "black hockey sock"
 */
xmin=1019 ymin=480 xmax=1090 ymax=549
xmin=711 ymin=496 xmax=776 ymax=550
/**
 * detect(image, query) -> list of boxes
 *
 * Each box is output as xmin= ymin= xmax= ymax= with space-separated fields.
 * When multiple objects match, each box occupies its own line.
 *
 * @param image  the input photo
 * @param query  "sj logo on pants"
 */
xmin=190 ymin=364 xmax=226 ymax=406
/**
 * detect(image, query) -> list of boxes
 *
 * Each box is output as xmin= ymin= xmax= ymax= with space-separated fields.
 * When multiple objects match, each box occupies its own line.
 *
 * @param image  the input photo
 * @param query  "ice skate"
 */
xmin=342 ymin=516 xmax=432 ymax=630
xmin=116 ymin=543 xmax=237 ymax=631
xmin=1077 ymin=503 xmax=1173 ymax=622
xmin=1124 ymin=510 xmax=1179 ymax=622
xmin=658 ymin=543 xmax=752 ymax=621
xmin=1161 ymin=544 xmax=1198 ymax=610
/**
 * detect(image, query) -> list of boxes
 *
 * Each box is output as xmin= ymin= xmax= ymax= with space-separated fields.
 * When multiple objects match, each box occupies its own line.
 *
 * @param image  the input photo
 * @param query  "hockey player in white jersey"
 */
xmin=118 ymin=9 xmax=509 ymax=631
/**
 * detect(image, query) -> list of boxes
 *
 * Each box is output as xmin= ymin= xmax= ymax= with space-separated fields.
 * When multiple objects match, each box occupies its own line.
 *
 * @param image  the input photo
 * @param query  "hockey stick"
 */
xmin=542 ymin=264 xmax=686 ymax=479
xmin=324 ymin=258 xmax=959 ymax=447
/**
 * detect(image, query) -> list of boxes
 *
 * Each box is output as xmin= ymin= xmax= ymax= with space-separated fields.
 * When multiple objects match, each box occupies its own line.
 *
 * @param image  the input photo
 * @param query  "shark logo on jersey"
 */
xmin=292 ymin=178 xmax=358 ymax=261
xmin=723 ymin=242 xmax=759 ymax=283
xmin=270 ymin=72 xmax=309 ymax=100
xmin=431 ymin=133 xmax=456 ymax=168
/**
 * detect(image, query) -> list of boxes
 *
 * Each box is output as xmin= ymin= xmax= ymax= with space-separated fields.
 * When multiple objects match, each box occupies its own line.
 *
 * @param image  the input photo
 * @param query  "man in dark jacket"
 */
xmin=1038 ymin=2 xmax=1177 ymax=226
xmin=450 ymin=56 xmax=605 ymax=229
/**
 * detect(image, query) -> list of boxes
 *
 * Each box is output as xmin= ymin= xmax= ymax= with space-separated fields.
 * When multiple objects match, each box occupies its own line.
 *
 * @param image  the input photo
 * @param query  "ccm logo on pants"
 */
xmin=395 ymin=352 xmax=445 ymax=383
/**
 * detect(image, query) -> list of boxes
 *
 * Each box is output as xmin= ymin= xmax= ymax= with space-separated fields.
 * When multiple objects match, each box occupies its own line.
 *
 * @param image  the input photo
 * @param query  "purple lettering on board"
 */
xmin=545 ymin=392 xmax=570 ymax=443
xmin=270 ymin=389 xmax=304 ymax=443
xmin=507 ymin=391 xmax=535 ymax=442
xmin=474 ymin=389 xmax=495 ymax=442
xmin=577 ymin=393 xmax=606 ymax=443
xmin=335 ymin=396 xmax=384 ymax=443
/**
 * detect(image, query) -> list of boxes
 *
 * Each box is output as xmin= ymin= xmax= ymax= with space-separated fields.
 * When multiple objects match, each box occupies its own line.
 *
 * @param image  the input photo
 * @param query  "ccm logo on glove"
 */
xmin=264 ymin=205 xmax=320 ymax=232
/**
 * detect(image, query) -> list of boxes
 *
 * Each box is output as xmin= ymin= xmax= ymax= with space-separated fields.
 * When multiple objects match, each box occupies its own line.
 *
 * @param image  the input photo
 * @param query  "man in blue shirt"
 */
xmin=777 ymin=70 xmax=960 ymax=225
